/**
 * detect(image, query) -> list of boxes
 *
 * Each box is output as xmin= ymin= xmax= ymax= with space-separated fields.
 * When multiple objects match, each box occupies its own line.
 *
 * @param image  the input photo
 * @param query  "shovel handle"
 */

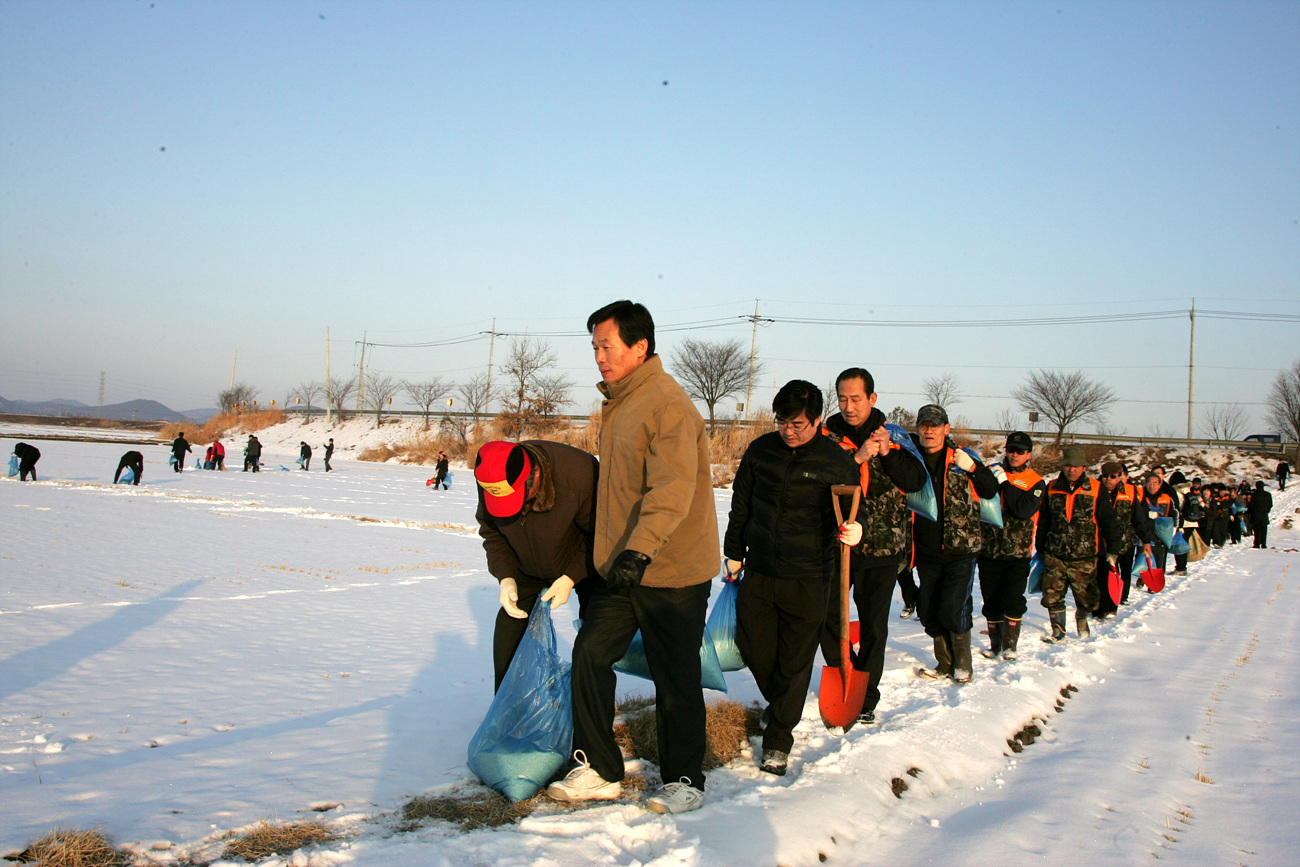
xmin=831 ymin=485 xmax=861 ymax=527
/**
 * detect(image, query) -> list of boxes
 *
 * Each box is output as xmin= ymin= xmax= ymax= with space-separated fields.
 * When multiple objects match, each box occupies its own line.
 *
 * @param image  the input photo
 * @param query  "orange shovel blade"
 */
xmin=818 ymin=640 xmax=870 ymax=729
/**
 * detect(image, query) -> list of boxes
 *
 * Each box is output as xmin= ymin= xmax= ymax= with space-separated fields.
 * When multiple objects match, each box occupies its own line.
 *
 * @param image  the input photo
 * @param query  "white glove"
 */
xmin=838 ymin=522 xmax=863 ymax=546
xmin=953 ymin=449 xmax=977 ymax=472
xmin=539 ymin=575 xmax=575 ymax=609
xmin=1106 ymin=554 xmax=1118 ymax=569
xmin=498 ymin=577 xmax=526 ymax=619
xmin=991 ymin=464 xmax=1008 ymax=485
xmin=725 ymin=559 xmax=743 ymax=580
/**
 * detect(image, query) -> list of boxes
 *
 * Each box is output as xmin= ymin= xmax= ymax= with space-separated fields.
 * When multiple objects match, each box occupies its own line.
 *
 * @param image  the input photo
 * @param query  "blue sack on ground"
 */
xmin=706 ymin=578 xmax=744 ymax=672
xmin=957 ymin=447 xmax=1004 ymax=528
xmin=614 ymin=626 xmax=728 ymax=692
xmin=1153 ymin=516 xmax=1177 ymax=547
xmin=1169 ymin=530 xmax=1191 ymax=556
xmin=1027 ymin=554 xmax=1044 ymax=594
xmin=117 ymin=468 xmax=136 ymax=484
xmin=885 ymin=423 xmax=938 ymax=521
xmin=467 ymin=603 xmax=573 ymax=802
xmin=7 ymin=455 xmax=18 ymax=477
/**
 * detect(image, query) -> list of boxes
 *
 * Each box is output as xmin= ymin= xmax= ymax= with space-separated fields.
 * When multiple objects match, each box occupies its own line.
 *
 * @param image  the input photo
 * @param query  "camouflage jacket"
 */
xmin=1036 ymin=474 xmax=1124 ymax=562
xmin=913 ymin=440 xmax=997 ymax=559
xmin=981 ymin=465 xmax=1046 ymax=560
xmin=1103 ymin=481 xmax=1142 ymax=551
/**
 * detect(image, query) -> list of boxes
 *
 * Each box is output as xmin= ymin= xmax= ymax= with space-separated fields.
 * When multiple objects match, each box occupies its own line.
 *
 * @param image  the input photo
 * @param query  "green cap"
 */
xmin=1062 ymin=445 xmax=1087 ymax=467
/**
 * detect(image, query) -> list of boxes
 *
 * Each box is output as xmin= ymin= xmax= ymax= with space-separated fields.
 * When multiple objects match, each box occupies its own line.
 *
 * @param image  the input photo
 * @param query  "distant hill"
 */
xmin=0 ymin=395 xmax=193 ymax=422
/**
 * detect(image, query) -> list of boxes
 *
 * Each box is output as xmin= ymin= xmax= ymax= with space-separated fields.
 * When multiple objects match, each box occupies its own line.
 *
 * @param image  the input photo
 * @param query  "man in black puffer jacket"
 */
xmin=725 ymin=380 xmax=860 ymax=776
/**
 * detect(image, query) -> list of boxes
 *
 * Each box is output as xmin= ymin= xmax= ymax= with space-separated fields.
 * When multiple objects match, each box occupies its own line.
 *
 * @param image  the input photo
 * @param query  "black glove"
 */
xmin=606 ymin=550 xmax=651 ymax=593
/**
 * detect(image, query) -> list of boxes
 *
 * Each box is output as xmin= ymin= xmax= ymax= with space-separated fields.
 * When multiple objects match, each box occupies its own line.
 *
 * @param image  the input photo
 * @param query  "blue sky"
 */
xmin=2 ymin=0 xmax=1297 ymax=435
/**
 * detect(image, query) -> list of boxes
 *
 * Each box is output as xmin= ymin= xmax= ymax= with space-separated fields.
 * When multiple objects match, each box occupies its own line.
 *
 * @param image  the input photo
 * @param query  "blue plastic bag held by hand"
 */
xmin=7 ymin=455 xmax=18 ymax=477
xmin=1169 ymin=530 xmax=1191 ymax=556
xmin=1152 ymin=516 xmax=1177 ymax=547
xmin=885 ymin=424 xmax=938 ymax=521
xmin=1027 ymin=554 xmax=1044 ymax=594
xmin=957 ymin=447 xmax=1004 ymax=528
xmin=706 ymin=576 xmax=744 ymax=672
xmin=467 ymin=603 xmax=573 ymax=802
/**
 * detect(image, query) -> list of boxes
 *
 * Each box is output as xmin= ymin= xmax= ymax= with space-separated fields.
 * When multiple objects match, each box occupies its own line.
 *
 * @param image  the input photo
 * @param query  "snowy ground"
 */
xmin=2 ymin=429 xmax=1297 ymax=866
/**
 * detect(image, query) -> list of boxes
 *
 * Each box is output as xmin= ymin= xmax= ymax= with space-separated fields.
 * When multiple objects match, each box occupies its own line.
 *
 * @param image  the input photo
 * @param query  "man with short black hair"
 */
xmin=1249 ymin=481 xmax=1273 ymax=547
xmin=549 ymin=300 xmax=718 ymax=816
xmin=1093 ymin=461 xmax=1149 ymax=617
xmin=725 ymin=380 xmax=859 ymax=773
xmin=114 ymin=450 xmax=145 ymax=485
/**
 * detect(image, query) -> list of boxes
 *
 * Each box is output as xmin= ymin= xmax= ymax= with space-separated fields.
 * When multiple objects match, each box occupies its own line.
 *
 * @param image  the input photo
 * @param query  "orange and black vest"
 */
xmin=823 ymin=427 xmax=911 ymax=559
xmin=981 ymin=466 xmax=1045 ymax=560
xmin=1043 ymin=476 xmax=1104 ymax=561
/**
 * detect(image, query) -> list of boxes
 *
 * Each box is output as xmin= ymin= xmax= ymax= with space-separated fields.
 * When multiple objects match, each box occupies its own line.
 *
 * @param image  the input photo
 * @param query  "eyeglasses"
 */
xmin=1105 ymin=473 xmax=1125 ymax=479
xmin=775 ymin=418 xmax=813 ymax=433
xmin=1007 ymin=447 xmax=1029 ymax=455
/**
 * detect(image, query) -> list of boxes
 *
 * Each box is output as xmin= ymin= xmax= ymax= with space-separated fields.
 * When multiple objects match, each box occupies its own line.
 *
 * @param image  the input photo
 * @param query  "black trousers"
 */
xmin=571 ymin=580 xmax=710 ymax=790
xmin=324 ymin=453 xmax=332 ymax=471
xmin=977 ymin=556 xmax=1030 ymax=622
xmin=172 ymin=453 xmax=185 ymax=472
xmin=18 ymin=459 xmax=37 ymax=481
xmin=1252 ymin=519 xmax=1269 ymax=548
xmin=819 ymin=554 xmax=899 ymax=715
xmin=492 ymin=574 xmax=595 ymax=691
xmin=738 ymin=570 xmax=828 ymax=753
xmin=1094 ymin=546 xmax=1137 ymax=612
xmin=896 ymin=564 xmax=918 ymax=608
xmin=915 ymin=555 xmax=978 ymax=637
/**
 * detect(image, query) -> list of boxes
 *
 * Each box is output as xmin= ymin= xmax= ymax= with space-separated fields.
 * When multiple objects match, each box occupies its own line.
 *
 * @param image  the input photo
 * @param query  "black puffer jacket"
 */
xmin=725 ymin=431 xmax=859 ymax=580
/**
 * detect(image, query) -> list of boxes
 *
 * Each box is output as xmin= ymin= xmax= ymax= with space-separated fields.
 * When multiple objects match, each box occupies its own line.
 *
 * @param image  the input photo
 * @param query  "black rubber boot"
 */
xmin=1002 ymin=619 xmax=1022 ymax=660
xmin=919 ymin=633 xmax=953 ymax=679
xmin=1041 ymin=610 xmax=1068 ymax=644
xmin=981 ymin=620 xmax=1004 ymax=659
xmin=951 ymin=632 xmax=973 ymax=683
xmin=1076 ymin=611 xmax=1091 ymax=638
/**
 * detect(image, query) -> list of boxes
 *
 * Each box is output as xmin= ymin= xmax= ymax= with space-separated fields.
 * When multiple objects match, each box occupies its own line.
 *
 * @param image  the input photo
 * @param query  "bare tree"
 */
xmin=886 ymin=405 xmax=916 ymax=429
xmin=442 ymin=372 xmax=493 ymax=446
xmin=325 ymin=376 xmax=357 ymax=422
xmin=529 ymin=372 xmax=575 ymax=432
xmin=669 ymin=337 xmax=762 ymax=429
xmin=1011 ymin=370 xmax=1116 ymax=447
xmin=403 ymin=376 xmax=452 ymax=429
xmin=1200 ymin=402 xmax=1248 ymax=441
xmin=288 ymin=381 xmax=324 ymax=421
xmin=363 ymin=373 xmax=401 ymax=427
xmin=1147 ymin=423 xmax=1177 ymax=439
xmin=921 ymin=373 xmax=963 ymax=409
xmin=992 ymin=407 xmax=1019 ymax=434
xmin=218 ymin=383 xmax=259 ymax=414
xmin=497 ymin=337 xmax=570 ymax=438
xmin=1265 ymin=359 xmax=1300 ymax=463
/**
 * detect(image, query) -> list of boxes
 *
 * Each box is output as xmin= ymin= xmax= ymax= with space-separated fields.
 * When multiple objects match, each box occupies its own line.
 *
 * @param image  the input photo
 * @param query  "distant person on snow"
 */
xmin=212 ymin=439 xmax=225 ymax=471
xmin=299 ymin=441 xmax=312 ymax=470
xmin=243 ymin=434 xmax=262 ymax=472
xmin=473 ymin=439 xmax=599 ymax=691
xmin=114 ymin=450 xmax=144 ymax=485
xmin=171 ymin=432 xmax=191 ymax=473
xmin=1278 ymin=461 xmax=1290 ymax=491
xmin=433 ymin=451 xmax=450 ymax=489
xmin=13 ymin=442 xmax=40 ymax=481
xmin=1249 ymin=481 xmax=1273 ymax=548
xmin=323 ymin=438 xmax=334 ymax=472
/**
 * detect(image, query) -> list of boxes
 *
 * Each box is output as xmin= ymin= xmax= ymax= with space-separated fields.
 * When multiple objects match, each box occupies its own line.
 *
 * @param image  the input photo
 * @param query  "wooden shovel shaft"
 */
xmin=831 ymin=485 xmax=861 ymax=689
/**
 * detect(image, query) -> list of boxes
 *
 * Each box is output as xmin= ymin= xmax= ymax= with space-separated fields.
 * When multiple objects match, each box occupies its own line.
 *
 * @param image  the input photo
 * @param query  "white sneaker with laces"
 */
xmin=546 ymin=750 xmax=621 ymax=802
xmin=646 ymin=778 xmax=704 ymax=814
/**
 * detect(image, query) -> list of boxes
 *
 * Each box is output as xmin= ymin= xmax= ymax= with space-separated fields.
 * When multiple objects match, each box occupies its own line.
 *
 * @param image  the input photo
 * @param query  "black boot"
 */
xmin=1002 ymin=618 xmax=1022 ymax=660
xmin=1041 ymin=610 xmax=1068 ymax=644
xmin=919 ymin=633 xmax=953 ymax=679
xmin=981 ymin=620 xmax=1004 ymax=659
xmin=951 ymin=632 xmax=973 ymax=683
xmin=1076 ymin=611 xmax=1090 ymax=638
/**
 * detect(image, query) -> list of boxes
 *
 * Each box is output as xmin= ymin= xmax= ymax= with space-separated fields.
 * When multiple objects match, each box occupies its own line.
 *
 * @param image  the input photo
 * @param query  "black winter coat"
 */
xmin=725 ymin=431 xmax=859 ymax=580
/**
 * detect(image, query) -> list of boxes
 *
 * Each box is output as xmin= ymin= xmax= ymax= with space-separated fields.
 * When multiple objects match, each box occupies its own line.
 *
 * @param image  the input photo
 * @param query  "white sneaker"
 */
xmin=646 ymin=778 xmax=704 ymax=814
xmin=546 ymin=751 xmax=621 ymax=802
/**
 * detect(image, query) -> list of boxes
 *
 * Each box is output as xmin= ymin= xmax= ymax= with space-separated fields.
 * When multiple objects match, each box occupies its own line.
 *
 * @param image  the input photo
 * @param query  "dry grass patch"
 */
xmin=614 ymin=697 xmax=756 ymax=771
xmin=159 ymin=409 xmax=285 ymax=445
xmin=401 ymin=785 xmax=543 ymax=831
xmin=221 ymin=820 xmax=336 ymax=862
xmin=10 ymin=826 xmax=125 ymax=867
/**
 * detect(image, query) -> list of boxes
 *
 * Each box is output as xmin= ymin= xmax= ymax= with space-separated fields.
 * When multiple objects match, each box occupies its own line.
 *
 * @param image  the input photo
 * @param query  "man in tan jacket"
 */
xmin=547 ymin=300 xmax=719 ymax=815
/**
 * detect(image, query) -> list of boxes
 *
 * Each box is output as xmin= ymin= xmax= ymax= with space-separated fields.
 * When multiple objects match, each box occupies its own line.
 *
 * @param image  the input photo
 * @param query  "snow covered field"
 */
xmin=2 ymin=431 xmax=1297 ymax=866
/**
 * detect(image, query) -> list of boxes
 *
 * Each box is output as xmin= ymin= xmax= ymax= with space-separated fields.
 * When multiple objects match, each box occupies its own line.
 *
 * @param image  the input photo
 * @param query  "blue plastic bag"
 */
xmin=168 ymin=454 xmax=177 ymax=468
xmin=1169 ymin=530 xmax=1191 ymax=556
xmin=958 ymin=448 xmax=1004 ymax=528
xmin=117 ymin=468 xmax=136 ymax=484
xmin=706 ymin=578 xmax=744 ymax=672
xmin=885 ymin=424 xmax=938 ymax=521
xmin=614 ymin=625 xmax=728 ymax=692
xmin=1153 ymin=516 xmax=1177 ymax=547
xmin=1027 ymin=554 xmax=1044 ymax=594
xmin=467 ymin=603 xmax=573 ymax=802
xmin=7 ymin=455 xmax=18 ymax=478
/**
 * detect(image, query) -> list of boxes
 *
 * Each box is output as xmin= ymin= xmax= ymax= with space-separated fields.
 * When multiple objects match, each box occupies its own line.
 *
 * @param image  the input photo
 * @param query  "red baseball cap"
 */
xmin=474 ymin=441 xmax=531 ymax=518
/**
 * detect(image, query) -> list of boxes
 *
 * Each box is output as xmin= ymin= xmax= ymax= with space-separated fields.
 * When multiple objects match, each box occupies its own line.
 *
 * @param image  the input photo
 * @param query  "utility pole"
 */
xmin=97 ymin=371 xmax=105 ymax=418
xmin=484 ymin=318 xmax=497 ymax=419
xmin=356 ymin=332 xmax=367 ymax=413
xmin=325 ymin=327 xmax=332 ymax=423
xmin=743 ymin=300 xmax=772 ymax=420
xmin=229 ymin=350 xmax=237 ymax=393
xmin=1186 ymin=300 xmax=1196 ymax=439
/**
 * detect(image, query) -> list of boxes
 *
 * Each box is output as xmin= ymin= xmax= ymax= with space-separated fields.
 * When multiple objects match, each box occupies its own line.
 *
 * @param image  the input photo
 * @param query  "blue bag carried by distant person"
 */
xmin=7 ymin=455 xmax=18 ymax=477
xmin=885 ymin=423 xmax=938 ymax=521
xmin=1027 ymin=554 xmax=1044 ymax=594
xmin=1152 ymin=516 xmax=1177 ymax=548
xmin=1169 ymin=529 xmax=1191 ymax=556
xmin=467 ymin=602 xmax=573 ymax=802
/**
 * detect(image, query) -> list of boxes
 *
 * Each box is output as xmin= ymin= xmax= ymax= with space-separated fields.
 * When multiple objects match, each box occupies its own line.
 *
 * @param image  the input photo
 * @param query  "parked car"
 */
xmin=1242 ymin=434 xmax=1281 ymax=444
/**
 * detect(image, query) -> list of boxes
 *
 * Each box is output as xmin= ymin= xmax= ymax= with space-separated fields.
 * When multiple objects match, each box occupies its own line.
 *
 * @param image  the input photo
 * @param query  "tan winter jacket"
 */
xmin=594 ymin=355 xmax=719 ymax=588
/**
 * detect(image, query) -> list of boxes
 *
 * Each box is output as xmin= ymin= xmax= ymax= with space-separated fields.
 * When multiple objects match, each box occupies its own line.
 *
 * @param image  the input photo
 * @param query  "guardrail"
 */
xmin=962 ymin=428 xmax=1293 ymax=454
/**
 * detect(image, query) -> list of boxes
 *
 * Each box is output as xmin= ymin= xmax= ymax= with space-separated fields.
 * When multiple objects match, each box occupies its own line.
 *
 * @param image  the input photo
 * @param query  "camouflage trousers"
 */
xmin=1041 ymin=554 xmax=1099 ymax=615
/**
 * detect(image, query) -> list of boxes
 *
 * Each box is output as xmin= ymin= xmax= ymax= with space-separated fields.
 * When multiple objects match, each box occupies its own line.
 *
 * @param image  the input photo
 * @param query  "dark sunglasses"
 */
xmin=1105 ymin=472 xmax=1125 ymax=479
xmin=1006 ymin=447 xmax=1029 ymax=455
